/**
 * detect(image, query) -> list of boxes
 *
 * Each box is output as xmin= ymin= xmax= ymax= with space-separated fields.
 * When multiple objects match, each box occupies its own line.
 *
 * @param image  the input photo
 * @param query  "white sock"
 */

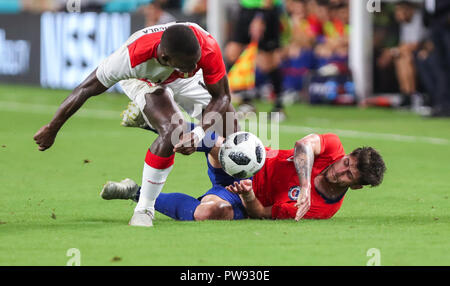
xmin=135 ymin=150 xmax=175 ymax=213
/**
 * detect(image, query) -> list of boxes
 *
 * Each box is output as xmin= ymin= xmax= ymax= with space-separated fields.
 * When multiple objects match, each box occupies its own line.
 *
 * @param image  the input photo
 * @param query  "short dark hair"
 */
xmin=350 ymin=147 xmax=386 ymax=187
xmin=160 ymin=24 xmax=200 ymax=57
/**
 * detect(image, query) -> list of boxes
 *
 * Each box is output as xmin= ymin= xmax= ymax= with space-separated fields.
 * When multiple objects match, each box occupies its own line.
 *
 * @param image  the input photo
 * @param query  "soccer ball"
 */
xmin=219 ymin=132 xmax=266 ymax=179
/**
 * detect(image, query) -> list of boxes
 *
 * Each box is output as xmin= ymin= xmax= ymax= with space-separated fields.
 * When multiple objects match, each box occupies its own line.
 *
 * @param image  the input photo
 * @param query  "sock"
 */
xmin=134 ymin=150 xmax=174 ymax=213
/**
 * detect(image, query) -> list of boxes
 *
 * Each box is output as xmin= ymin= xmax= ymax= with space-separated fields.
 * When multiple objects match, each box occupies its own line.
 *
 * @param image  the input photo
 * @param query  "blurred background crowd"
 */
xmin=0 ymin=0 xmax=449 ymax=118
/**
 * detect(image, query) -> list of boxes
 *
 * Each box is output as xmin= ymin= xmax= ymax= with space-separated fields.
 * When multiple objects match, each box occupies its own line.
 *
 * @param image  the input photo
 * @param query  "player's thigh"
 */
xmin=142 ymin=87 xmax=185 ymax=137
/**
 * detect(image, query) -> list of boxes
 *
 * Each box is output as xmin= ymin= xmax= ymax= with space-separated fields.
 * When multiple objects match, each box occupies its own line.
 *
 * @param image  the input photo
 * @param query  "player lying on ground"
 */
xmin=33 ymin=22 xmax=239 ymax=227
xmin=101 ymin=132 xmax=386 ymax=221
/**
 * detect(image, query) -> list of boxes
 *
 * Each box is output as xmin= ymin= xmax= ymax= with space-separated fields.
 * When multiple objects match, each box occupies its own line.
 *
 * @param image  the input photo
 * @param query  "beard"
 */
xmin=323 ymin=166 xmax=348 ymax=188
xmin=322 ymin=166 xmax=335 ymax=184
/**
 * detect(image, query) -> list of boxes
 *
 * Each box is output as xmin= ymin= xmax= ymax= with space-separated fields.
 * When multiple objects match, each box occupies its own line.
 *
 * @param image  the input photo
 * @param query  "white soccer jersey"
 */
xmin=96 ymin=22 xmax=226 ymax=88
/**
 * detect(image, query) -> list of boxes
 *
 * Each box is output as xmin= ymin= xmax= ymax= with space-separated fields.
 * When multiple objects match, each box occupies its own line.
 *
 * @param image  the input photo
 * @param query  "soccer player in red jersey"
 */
xmin=33 ymin=23 xmax=238 ymax=227
xmin=101 ymin=133 xmax=386 ymax=221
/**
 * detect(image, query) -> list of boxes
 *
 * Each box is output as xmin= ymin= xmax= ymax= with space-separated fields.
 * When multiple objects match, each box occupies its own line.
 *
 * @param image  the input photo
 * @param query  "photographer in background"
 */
xmin=376 ymin=1 xmax=428 ymax=110
xmin=422 ymin=0 xmax=450 ymax=117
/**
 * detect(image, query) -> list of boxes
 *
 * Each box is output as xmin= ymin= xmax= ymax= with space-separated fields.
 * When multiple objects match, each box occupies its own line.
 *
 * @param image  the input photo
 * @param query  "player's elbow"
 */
xmin=295 ymin=134 xmax=320 ymax=154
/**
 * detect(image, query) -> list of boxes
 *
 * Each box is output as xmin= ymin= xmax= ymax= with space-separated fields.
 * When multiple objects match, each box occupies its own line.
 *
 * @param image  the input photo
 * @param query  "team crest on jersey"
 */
xmin=288 ymin=186 xmax=301 ymax=200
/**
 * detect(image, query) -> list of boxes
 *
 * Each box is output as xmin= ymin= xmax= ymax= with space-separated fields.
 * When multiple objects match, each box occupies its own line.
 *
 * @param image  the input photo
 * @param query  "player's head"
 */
xmin=395 ymin=1 xmax=417 ymax=23
xmin=323 ymin=147 xmax=386 ymax=189
xmin=159 ymin=24 xmax=201 ymax=73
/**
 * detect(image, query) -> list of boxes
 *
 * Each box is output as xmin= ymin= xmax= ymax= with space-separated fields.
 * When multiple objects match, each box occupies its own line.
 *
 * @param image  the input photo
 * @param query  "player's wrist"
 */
xmin=47 ymin=122 xmax=60 ymax=134
xmin=191 ymin=126 xmax=206 ymax=142
xmin=242 ymin=191 xmax=256 ymax=202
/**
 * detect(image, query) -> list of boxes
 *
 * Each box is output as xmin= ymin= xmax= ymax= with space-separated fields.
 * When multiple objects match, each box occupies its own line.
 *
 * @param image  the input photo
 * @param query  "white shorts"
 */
xmin=119 ymin=70 xmax=211 ymax=123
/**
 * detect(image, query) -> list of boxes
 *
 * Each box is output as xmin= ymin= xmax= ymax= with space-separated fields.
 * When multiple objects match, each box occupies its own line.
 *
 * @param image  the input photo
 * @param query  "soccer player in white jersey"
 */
xmin=33 ymin=23 xmax=238 ymax=227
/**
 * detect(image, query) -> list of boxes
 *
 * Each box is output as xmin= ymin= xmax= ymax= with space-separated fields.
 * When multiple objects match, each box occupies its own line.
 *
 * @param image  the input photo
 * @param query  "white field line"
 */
xmin=1 ymin=100 xmax=448 ymax=145
xmin=278 ymin=124 xmax=449 ymax=145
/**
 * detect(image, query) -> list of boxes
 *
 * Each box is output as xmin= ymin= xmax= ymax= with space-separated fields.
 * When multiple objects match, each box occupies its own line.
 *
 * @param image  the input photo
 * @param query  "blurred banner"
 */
xmin=0 ymin=12 xmax=145 ymax=90
xmin=0 ymin=13 xmax=40 ymax=85
xmin=40 ymin=12 xmax=130 ymax=90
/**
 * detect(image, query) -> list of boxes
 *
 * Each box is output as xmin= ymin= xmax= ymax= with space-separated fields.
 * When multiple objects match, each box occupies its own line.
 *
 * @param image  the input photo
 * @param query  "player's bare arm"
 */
xmin=174 ymin=76 xmax=233 ymax=155
xmin=33 ymin=70 xmax=108 ymax=151
xmin=226 ymin=180 xmax=272 ymax=219
xmin=293 ymin=133 xmax=321 ymax=221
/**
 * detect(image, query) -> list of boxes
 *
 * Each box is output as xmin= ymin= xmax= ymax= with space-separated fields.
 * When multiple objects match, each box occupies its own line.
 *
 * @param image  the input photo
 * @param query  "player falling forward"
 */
xmin=33 ymin=22 xmax=239 ymax=227
xmin=101 ymin=133 xmax=386 ymax=221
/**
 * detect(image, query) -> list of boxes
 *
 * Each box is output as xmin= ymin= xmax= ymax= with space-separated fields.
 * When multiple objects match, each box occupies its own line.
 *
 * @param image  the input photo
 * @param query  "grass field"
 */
xmin=0 ymin=84 xmax=449 ymax=266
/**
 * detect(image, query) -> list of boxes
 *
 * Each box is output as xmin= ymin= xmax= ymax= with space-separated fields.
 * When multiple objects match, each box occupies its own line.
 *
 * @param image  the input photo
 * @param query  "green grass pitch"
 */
xmin=0 ymin=84 xmax=449 ymax=266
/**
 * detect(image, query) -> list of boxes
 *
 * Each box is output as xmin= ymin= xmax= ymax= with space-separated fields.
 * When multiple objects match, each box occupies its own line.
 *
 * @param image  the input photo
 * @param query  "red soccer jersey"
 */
xmin=96 ymin=22 xmax=226 ymax=88
xmin=252 ymin=133 xmax=346 ymax=220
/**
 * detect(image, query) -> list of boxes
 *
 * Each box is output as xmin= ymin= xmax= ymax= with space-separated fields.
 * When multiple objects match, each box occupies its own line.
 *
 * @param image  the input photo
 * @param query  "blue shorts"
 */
xmin=198 ymin=156 xmax=248 ymax=220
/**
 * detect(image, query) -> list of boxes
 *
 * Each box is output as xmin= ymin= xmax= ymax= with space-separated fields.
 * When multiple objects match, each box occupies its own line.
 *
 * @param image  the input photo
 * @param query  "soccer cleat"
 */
xmin=100 ymin=178 xmax=139 ymax=201
xmin=129 ymin=209 xmax=154 ymax=227
xmin=120 ymin=101 xmax=149 ymax=129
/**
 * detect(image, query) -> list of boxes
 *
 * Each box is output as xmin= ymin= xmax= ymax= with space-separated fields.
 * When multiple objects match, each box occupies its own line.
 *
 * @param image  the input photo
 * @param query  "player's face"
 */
xmin=167 ymin=52 xmax=201 ymax=73
xmin=324 ymin=155 xmax=360 ymax=187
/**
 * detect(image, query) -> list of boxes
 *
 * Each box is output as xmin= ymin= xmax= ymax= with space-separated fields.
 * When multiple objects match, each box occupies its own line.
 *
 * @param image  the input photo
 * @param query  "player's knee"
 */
xmin=194 ymin=201 xmax=233 ymax=221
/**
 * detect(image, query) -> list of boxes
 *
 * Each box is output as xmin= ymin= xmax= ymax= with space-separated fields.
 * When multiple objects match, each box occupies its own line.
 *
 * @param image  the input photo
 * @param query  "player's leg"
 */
xmin=100 ymin=180 xmax=237 ymax=221
xmin=129 ymin=86 xmax=186 ymax=227
xmin=258 ymin=7 xmax=285 ymax=121
xmin=195 ymin=186 xmax=247 ymax=220
xmin=194 ymin=195 xmax=234 ymax=220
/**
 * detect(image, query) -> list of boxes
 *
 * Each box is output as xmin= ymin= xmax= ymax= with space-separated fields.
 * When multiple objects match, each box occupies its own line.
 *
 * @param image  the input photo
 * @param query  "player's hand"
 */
xmin=225 ymin=180 xmax=254 ymax=200
xmin=33 ymin=124 xmax=57 ymax=151
xmin=295 ymin=186 xmax=311 ymax=221
xmin=173 ymin=132 xmax=199 ymax=155
xmin=226 ymin=179 xmax=253 ymax=194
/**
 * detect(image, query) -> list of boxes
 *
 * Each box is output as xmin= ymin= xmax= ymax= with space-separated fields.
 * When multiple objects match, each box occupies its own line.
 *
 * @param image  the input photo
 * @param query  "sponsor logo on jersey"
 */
xmin=288 ymin=186 xmax=301 ymax=200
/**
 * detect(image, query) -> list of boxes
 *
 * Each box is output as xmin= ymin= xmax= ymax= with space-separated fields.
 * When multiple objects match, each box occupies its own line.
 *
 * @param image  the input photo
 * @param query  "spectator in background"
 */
xmin=280 ymin=0 xmax=316 ymax=95
xmin=376 ymin=1 xmax=428 ymax=110
xmin=182 ymin=0 xmax=207 ymax=27
xmin=313 ymin=0 xmax=350 ymax=77
xmin=304 ymin=0 xmax=326 ymax=37
xmin=224 ymin=0 xmax=286 ymax=122
xmin=20 ymin=0 xmax=59 ymax=12
xmin=421 ymin=0 xmax=450 ymax=117
xmin=139 ymin=0 xmax=176 ymax=26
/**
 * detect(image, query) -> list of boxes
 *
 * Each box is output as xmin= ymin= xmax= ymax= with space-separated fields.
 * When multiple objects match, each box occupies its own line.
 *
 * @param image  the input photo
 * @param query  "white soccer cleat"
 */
xmin=129 ymin=209 xmax=154 ymax=227
xmin=100 ymin=178 xmax=139 ymax=201
xmin=120 ymin=101 xmax=148 ymax=129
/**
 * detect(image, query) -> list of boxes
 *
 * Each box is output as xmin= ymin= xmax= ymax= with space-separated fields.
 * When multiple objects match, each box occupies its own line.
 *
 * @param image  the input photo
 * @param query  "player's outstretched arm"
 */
xmin=293 ymin=133 xmax=321 ymax=221
xmin=33 ymin=69 xmax=108 ymax=151
xmin=226 ymin=180 xmax=272 ymax=219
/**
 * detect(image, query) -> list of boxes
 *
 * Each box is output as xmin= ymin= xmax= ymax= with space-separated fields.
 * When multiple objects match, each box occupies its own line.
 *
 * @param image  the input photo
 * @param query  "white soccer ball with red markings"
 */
xmin=219 ymin=132 xmax=266 ymax=179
